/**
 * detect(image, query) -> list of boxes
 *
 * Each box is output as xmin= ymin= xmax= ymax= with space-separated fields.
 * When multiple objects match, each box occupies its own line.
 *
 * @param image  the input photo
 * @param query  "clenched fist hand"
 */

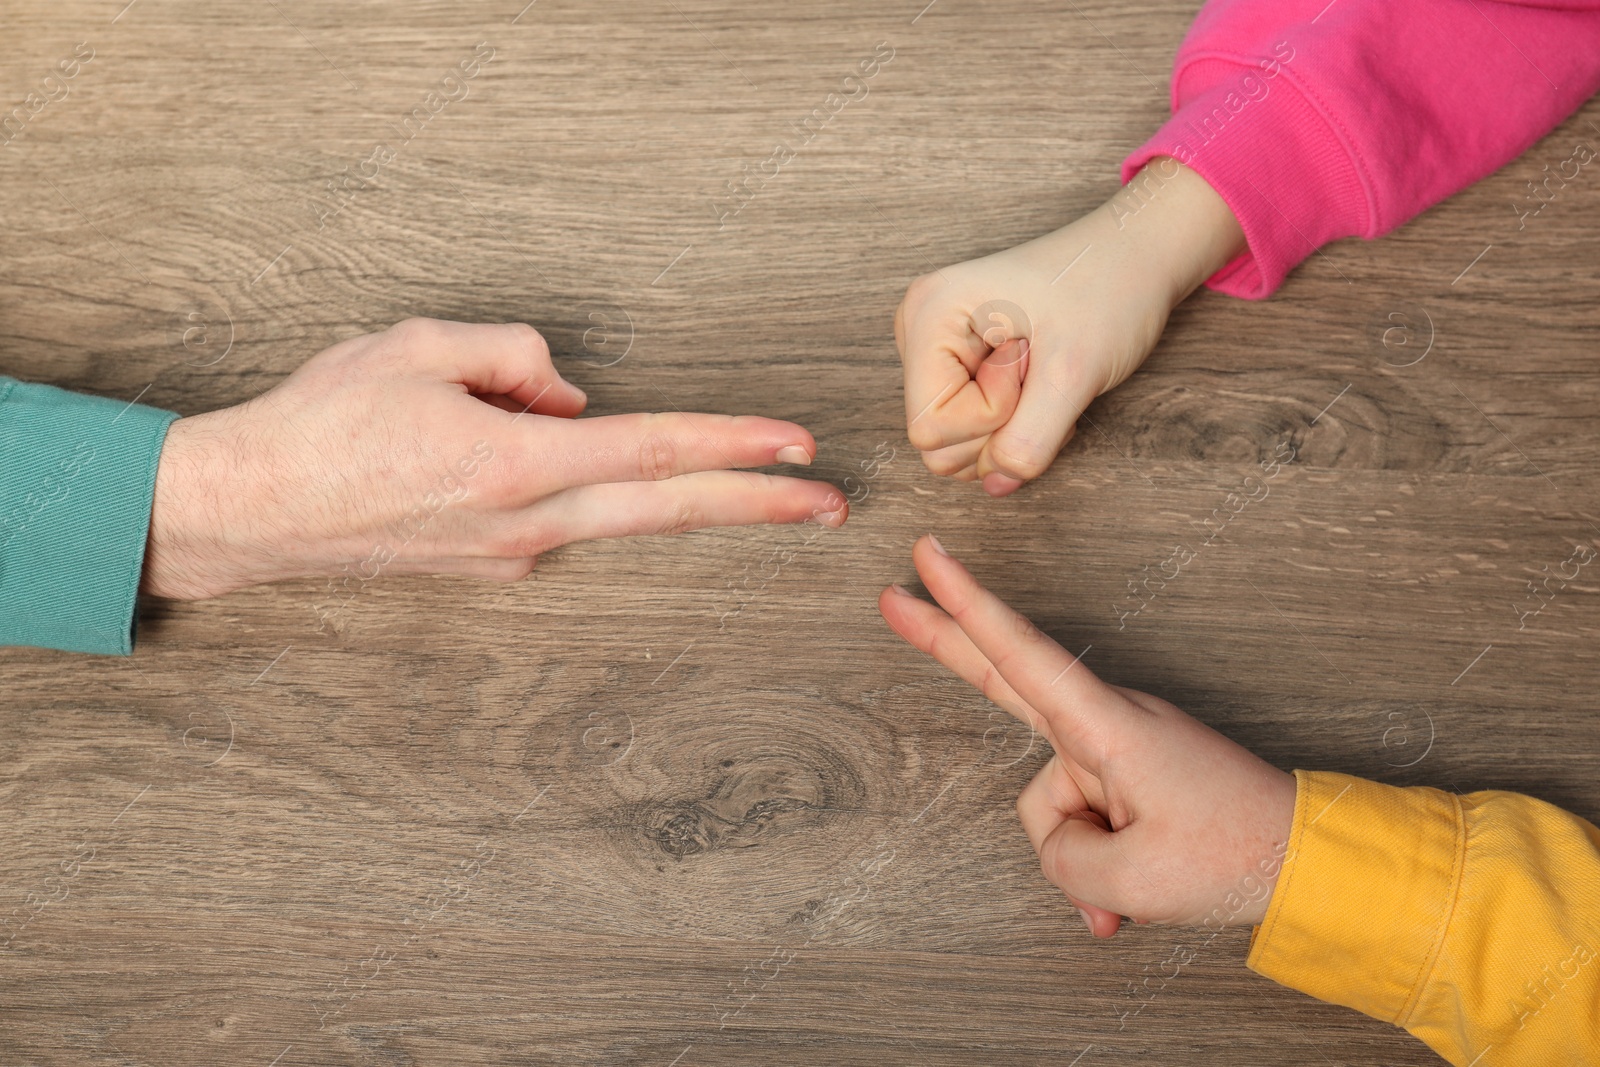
xmin=894 ymin=158 xmax=1245 ymax=496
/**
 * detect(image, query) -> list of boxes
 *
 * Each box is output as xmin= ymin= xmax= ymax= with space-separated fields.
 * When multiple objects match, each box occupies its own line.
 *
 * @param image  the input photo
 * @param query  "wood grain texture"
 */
xmin=3 ymin=1 xmax=1598 ymax=1063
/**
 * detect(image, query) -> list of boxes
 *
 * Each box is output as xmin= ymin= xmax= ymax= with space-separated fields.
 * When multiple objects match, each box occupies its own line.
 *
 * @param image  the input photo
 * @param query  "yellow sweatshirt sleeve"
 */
xmin=1248 ymin=770 xmax=1600 ymax=1066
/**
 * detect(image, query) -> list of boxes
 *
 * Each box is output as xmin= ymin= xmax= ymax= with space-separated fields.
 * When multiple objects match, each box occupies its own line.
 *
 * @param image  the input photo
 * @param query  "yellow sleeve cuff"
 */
xmin=1247 ymin=769 xmax=1464 ymax=1025
xmin=1249 ymin=769 xmax=1600 ymax=1066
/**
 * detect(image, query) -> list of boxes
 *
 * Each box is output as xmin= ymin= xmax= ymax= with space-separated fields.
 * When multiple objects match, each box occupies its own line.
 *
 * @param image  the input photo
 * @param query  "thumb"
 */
xmin=970 ymin=336 xmax=1028 ymax=429
xmin=903 ymin=335 xmax=1030 ymax=452
xmin=397 ymin=318 xmax=588 ymax=418
xmin=1060 ymin=809 xmax=1124 ymax=937
xmin=1040 ymin=809 xmax=1129 ymax=933
xmin=977 ymin=347 xmax=1100 ymax=496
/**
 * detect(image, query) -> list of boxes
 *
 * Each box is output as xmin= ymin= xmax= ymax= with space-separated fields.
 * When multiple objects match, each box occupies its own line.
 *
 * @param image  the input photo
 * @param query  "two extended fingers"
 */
xmin=877 ymin=582 xmax=1047 ymax=737
xmin=492 ymin=470 xmax=845 ymax=557
xmin=909 ymin=534 xmax=1123 ymax=773
xmin=885 ymin=553 xmax=1132 ymax=936
xmin=501 ymin=411 xmax=816 ymax=500
xmin=391 ymin=321 xmax=842 ymax=559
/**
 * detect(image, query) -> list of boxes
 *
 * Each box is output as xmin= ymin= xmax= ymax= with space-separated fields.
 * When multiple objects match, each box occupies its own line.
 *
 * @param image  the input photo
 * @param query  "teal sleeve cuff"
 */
xmin=0 ymin=377 xmax=181 ymax=656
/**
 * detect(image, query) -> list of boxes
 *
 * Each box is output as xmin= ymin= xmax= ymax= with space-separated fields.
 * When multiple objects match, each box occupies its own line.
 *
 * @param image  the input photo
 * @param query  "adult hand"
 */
xmin=142 ymin=317 xmax=847 ymax=599
xmin=893 ymin=157 xmax=1245 ymax=496
xmin=878 ymin=535 xmax=1295 ymax=936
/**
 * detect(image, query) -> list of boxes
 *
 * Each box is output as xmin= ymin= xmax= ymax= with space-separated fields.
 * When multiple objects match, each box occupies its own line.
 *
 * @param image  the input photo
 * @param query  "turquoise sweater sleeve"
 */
xmin=0 ymin=377 xmax=181 ymax=656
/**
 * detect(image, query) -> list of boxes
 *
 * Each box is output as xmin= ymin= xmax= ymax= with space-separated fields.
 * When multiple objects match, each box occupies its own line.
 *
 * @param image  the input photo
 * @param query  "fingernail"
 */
xmin=1017 ymin=338 xmax=1030 ymax=379
xmin=775 ymin=444 xmax=813 ymax=466
xmin=1078 ymin=908 xmax=1094 ymax=934
xmin=815 ymin=497 xmax=847 ymax=527
xmin=926 ymin=534 xmax=949 ymax=556
xmin=887 ymin=583 xmax=914 ymax=598
xmin=983 ymin=473 xmax=1023 ymax=497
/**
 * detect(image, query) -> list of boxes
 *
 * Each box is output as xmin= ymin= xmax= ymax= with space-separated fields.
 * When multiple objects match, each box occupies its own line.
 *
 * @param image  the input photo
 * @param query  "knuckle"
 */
xmin=506 ymin=321 xmax=550 ymax=362
xmin=477 ymin=558 xmax=531 ymax=584
xmin=1038 ymin=845 xmax=1074 ymax=893
xmin=496 ymin=559 xmax=538 ymax=583
xmin=989 ymin=438 xmax=1052 ymax=480
xmin=483 ymin=517 xmax=555 ymax=558
xmin=1011 ymin=609 xmax=1042 ymax=645
xmin=657 ymin=497 xmax=703 ymax=536
xmin=921 ymin=447 xmax=964 ymax=476
xmin=637 ymin=429 xmax=679 ymax=481
xmin=473 ymin=450 xmax=525 ymax=506
xmin=392 ymin=316 xmax=443 ymax=348
xmin=908 ymin=422 xmax=946 ymax=452
xmin=977 ymin=661 xmax=1006 ymax=704
xmin=902 ymin=271 xmax=943 ymax=310
xmin=501 ymin=529 xmax=556 ymax=559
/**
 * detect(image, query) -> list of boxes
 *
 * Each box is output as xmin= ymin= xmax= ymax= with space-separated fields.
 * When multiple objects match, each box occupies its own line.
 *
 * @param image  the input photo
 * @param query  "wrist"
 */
xmin=1100 ymin=157 xmax=1246 ymax=307
xmin=141 ymin=411 xmax=254 ymax=600
xmin=1238 ymin=767 xmax=1300 ymax=925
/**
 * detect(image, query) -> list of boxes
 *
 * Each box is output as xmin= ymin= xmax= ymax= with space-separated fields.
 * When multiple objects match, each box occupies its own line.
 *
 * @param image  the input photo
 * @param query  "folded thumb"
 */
xmin=972 ymin=337 xmax=1028 ymax=424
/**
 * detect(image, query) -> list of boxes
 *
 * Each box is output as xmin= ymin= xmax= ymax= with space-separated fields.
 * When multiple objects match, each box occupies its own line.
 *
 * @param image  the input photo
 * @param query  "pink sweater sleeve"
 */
xmin=1123 ymin=0 xmax=1600 ymax=299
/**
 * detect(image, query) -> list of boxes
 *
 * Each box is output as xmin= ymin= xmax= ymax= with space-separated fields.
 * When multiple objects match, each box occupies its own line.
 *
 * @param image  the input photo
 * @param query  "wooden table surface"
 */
xmin=3 ymin=2 xmax=1598 ymax=1063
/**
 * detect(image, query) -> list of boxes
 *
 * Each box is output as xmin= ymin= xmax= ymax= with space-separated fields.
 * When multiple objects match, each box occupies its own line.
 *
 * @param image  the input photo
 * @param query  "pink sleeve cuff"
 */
xmin=1122 ymin=54 xmax=1372 ymax=300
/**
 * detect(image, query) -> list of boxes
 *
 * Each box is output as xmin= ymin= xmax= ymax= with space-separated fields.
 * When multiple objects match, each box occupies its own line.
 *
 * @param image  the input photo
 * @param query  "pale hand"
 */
xmin=878 ymin=535 xmax=1295 ymax=936
xmin=142 ymin=317 xmax=847 ymax=599
xmin=894 ymin=158 xmax=1246 ymax=496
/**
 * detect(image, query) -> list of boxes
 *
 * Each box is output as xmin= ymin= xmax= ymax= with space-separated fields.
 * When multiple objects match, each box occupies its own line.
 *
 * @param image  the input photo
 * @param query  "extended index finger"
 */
xmin=877 ymin=582 xmax=1051 ymax=741
xmin=911 ymin=534 xmax=1131 ymax=773
xmin=515 ymin=411 xmax=818 ymax=494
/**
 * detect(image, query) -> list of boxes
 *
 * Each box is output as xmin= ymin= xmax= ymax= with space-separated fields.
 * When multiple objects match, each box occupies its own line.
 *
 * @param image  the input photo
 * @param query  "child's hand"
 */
xmin=893 ymin=158 xmax=1245 ymax=496
xmin=878 ymin=535 xmax=1295 ymax=936
xmin=142 ymin=318 xmax=847 ymax=599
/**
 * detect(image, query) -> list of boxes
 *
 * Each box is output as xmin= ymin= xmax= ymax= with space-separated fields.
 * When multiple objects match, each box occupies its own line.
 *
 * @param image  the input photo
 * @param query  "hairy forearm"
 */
xmin=141 ymin=407 xmax=258 ymax=601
